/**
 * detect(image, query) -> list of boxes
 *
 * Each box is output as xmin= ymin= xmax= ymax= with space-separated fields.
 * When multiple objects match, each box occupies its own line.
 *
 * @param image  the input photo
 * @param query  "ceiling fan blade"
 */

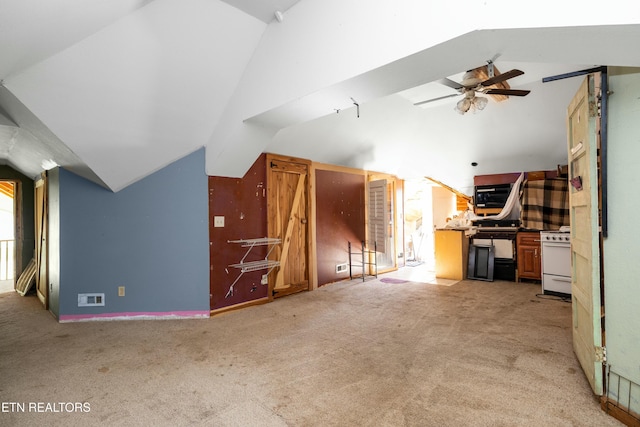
xmin=485 ymin=89 xmax=531 ymax=96
xmin=413 ymin=93 xmax=460 ymax=106
xmin=480 ymin=69 xmax=524 ymax=86
xmin=438 ymin=78 xmax=464 ymax=90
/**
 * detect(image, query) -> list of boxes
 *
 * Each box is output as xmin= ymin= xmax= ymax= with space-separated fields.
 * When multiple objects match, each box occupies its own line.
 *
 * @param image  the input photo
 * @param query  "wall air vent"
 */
xmin=78 ymin=293 xmax=105 ymax=307
xmin=336 ymin=263 xmax=348 ymax=273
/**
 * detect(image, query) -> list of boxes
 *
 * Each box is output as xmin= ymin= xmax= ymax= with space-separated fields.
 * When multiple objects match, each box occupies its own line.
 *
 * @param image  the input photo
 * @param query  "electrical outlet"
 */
xmin=214 ymin=216 xmax=225 ymax=227
xmin=261 ymin=274 xmax=268 ymax=285
xmin=118 ymin=286 xmax=125 ymax=297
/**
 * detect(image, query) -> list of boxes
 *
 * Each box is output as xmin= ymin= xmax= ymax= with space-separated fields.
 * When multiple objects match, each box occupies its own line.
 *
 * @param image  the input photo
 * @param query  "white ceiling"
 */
xmin=219 ymin=0 xmax=301 ymax=22
xmin=1 ymin=0 xmax=640 ymax=195
xmin=265 ymin=59 xmax=592 ymax=193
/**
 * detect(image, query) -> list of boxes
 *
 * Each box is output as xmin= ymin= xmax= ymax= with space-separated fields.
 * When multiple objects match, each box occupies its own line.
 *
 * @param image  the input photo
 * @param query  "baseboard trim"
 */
xmin=210 ymin=297 xmax=269 ymax=316
xmin=59 ymin=310 xmax=210 ymax=322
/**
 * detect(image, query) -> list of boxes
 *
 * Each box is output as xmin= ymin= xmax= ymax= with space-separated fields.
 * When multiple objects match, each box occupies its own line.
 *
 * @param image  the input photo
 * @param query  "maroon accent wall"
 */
xmin=209 ymin=154 xmax=268 ymax=310
xmin=315 ymin=169 xmax=366 ymax=286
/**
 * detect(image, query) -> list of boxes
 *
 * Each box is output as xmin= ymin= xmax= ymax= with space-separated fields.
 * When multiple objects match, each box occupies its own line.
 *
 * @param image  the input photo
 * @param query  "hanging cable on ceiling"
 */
xmin=350 ymin=97 xmax=360 ymax=118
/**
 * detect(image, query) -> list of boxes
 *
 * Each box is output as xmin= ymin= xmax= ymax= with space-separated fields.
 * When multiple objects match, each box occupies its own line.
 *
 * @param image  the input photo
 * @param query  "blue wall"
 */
xmin=55 ymin=148 xmax=210 ymax=320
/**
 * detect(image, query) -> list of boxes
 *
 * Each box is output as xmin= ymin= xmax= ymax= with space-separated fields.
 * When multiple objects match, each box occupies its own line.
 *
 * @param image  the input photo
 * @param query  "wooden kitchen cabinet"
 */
xmin=435 ymin=229 xmax=469 ymax=280
xmin=516 ymin=231 xmax=541 ymax=280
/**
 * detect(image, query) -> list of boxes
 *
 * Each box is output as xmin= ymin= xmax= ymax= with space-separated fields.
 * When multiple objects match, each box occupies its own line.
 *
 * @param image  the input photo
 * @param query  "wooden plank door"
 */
xmin=267 ymin=157 xmax=310 ymax=298
xmin=34 ymin=174 xmax=48 ymax=309
xmin=567 ymin=74 xmax=603 ymax=395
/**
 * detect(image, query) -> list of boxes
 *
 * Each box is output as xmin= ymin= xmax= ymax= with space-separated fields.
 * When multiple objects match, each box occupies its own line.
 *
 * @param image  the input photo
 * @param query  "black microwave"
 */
xmin=474 ymin=183 xmax=512 ymax=208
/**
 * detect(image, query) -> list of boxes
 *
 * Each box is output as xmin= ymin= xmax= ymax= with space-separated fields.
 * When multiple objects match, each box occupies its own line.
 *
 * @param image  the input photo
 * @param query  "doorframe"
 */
xmin=366 ymin=172 xmax=402 ymax=274
xmin=0 ymin=180 xmax=21 ymax=287
xmin=13 ymin=181 xmax=22 ymax=283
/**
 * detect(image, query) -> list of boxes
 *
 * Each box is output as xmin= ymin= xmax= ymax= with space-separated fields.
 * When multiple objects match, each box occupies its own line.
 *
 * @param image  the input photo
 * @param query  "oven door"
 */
xmin=541 ymin=242 xmax=571 ymax=277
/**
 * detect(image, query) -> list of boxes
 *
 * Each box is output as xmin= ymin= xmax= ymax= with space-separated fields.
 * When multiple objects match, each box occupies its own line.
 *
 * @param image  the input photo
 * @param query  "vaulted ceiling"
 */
xmin=1 ymin=0 xmax=639 ymax=195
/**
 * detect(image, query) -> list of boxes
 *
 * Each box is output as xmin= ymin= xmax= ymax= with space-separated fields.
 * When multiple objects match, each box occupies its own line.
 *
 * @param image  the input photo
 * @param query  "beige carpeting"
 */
xmin=0 ymin=279 xmax=13 ymax=294
xmin=0 ymin=270 xmax=622 ymax=426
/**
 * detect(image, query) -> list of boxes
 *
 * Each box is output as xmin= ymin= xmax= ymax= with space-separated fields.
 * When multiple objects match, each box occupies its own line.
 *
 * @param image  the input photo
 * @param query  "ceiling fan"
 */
xmin=414 ymin=61 xmax=531 ymax=114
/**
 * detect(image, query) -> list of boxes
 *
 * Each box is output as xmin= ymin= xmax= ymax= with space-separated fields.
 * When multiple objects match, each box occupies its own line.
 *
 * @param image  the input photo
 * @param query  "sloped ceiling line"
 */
xmin=1 ymin=0 xmax=640 ymax=195
xmin=2 ymin=0 xmax=267 ymax=192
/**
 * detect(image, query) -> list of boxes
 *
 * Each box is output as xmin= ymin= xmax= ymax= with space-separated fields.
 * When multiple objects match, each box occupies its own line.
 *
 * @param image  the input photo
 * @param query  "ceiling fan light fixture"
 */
xmin=474 ymin=96 xmax=488 ymax=111
xmin=417 ymin=63 xmax=531 ymax=114
xmin=455 ymin=97 xmax=472 ymax=114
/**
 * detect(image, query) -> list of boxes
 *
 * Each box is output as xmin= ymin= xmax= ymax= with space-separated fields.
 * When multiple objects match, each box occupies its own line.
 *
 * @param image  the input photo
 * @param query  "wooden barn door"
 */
xmin=267 ymin=156 xmax=310 ymax=298
xmin=567 ymin=74 xmax=603 ymax=395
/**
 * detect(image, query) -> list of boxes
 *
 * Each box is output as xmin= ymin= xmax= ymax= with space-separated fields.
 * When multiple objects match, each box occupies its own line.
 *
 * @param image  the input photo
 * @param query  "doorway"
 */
xmin=402 ymin=178 xmax=463 ymax=276
xmin=0 ymin=181 xmax=15 ymax=293
xmin=367 ymin=174 xmax=405 ymax=274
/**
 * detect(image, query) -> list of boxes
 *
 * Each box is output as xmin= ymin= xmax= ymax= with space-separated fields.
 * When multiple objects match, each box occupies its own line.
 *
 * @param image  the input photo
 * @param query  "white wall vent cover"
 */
xmin=78 ymin=293 xmax=105 ymax=307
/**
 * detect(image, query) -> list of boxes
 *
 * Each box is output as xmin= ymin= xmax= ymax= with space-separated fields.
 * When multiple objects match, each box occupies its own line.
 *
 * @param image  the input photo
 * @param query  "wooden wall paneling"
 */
xmin=314 ymin=168 xmax=366 ymax=286
xmin=208 ymin=154 xmax=268 ymax=312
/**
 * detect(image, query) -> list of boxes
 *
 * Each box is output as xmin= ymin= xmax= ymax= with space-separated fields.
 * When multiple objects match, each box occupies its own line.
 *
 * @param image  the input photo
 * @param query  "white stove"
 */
xmin=540 ymin=230 xmax=572 ymax=295
xmin=540 ymin=231 xmax=571 ymax=244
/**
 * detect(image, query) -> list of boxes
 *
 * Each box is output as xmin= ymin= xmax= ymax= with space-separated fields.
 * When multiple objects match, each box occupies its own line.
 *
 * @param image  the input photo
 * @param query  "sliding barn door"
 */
xmin=568 ymin=74 xmax=603 ymax=395
xmin=267 ymin=157 xmax=310 ymax=298
xmin=34 ymin=174 xmax=48 ymax=309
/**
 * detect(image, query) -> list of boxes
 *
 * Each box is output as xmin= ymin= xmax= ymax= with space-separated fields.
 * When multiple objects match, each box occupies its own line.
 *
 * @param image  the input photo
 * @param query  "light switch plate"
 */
xmin=214 ymin=216 xmax=224 ymax=227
